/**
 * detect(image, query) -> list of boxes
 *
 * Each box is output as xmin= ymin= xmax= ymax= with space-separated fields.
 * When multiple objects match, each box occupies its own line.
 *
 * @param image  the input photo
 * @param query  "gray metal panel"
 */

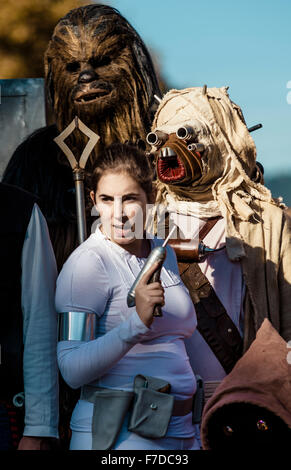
xmin=0 ymin=78 xmax=46 ymax=179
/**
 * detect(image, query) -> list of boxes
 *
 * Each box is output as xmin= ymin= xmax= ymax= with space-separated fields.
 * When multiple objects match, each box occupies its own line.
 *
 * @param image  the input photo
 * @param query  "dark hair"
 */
xmin=89 ymin=143 xmax=154 ymax=201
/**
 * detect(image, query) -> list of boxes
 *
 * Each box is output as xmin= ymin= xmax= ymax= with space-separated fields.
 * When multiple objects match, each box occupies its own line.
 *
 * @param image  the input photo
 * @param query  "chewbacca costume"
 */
xmin=3 ymin=4 xmax=160 ymax=270
xmin=149 ymin=86 xmax=291 ymax=447
xmin=2 ymin=5 xmax=160 ymax=448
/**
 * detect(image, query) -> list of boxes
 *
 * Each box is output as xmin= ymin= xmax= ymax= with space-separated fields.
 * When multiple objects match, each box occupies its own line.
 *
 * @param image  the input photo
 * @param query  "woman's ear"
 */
xmin=90 ymin=190 xmax=96 ymax=205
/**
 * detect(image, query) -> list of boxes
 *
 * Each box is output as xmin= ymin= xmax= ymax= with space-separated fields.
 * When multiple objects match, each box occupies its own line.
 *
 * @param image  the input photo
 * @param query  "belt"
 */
xmin=81 ymin=386 xmax=194 ymax=417
xmin=172 ymin=396 xmax=194 ymax=416
xmin=81 ymin=384 xmax=195 ymax=449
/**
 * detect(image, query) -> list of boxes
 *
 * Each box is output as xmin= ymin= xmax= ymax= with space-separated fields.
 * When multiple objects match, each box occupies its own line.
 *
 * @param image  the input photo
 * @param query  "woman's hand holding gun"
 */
xmin=135 ymin=262 xmax=165 ymax=328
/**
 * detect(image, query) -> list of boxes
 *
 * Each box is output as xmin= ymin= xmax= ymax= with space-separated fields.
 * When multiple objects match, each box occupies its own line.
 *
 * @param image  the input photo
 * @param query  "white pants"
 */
xmin=70 ymin=416 xmax=200 ymax=450
xmin=70 ymin=431 xmax=200 ymax=450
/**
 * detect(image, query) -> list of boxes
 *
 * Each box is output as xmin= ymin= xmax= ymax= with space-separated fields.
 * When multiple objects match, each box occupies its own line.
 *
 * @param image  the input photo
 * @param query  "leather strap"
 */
xmin=178 ymin=219 xmax=243 ymax=374
xmin=176 ymin=217 xmax=221 ymax=275
xmin=199 ymin=217 xmax=220 ymax=241
xmin=172 ymin=396 xmax=193 ymax=416
xmin=204 ymin=381 xmax=221 ymax=403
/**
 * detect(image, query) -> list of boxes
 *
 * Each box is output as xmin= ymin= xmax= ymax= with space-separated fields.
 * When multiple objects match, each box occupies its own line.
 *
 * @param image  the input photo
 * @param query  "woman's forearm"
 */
xmin=57 ymin=310 xmax=149 ymax=388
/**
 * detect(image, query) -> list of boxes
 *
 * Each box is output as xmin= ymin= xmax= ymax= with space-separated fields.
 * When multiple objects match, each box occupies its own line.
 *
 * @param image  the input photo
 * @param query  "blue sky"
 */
xmin=105 ymin=0 xmax=291 ymax=178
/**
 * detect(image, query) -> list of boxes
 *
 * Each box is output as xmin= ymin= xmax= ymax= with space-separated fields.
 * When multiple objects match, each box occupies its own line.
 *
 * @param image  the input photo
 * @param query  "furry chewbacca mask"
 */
xmin=44 ymin=4 xmax=160 ymax=154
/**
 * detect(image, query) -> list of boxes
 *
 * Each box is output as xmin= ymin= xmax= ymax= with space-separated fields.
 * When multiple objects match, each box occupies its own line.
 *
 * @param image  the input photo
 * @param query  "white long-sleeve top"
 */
xmin=21 ymin=203 xmax=59 ymax=438
xmin=56 ymin=226 xmax=197 ymax=438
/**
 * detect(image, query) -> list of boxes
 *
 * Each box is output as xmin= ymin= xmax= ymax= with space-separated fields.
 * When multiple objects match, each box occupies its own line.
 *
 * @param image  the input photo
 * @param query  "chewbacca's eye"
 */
xmin=66 ymin=61 xmax=80 ymax=73
xmin=89 ymin=56 xmax=111 ymax=68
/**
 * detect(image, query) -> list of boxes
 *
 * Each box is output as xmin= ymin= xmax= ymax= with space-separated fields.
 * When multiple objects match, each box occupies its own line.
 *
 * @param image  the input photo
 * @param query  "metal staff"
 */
xmin=54 ymin=116 xmax=100 ymax=244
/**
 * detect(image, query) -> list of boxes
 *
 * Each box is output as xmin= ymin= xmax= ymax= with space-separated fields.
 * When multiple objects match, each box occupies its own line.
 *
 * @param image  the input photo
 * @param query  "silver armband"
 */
xmin=58 ymin=311 xmax=97 ymax=341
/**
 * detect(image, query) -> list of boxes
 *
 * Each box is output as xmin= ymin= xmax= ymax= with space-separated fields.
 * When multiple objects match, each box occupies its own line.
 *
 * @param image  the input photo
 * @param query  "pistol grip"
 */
xmin=149 ymin=266 xmax=163 ymax=317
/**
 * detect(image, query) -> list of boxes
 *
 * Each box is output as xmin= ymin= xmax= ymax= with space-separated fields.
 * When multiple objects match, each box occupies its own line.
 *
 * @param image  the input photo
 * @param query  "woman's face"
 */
xmin=90 ymin=170 xmax=149 ymax=247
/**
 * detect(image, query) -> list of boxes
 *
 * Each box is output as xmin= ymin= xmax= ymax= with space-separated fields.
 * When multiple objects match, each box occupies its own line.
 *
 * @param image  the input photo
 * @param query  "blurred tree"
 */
xmin=0 ymin=0 xmax=170 ymax=90
xmin=0 ymin=0 xmax=171 ymax=92
xmin=0 ymin=0 xmax=90 ymax=79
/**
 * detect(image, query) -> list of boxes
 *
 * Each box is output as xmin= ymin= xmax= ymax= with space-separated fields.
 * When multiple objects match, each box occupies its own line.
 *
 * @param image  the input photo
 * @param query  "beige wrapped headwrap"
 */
xmin=152 ymin=86 xmax=282 ymax=260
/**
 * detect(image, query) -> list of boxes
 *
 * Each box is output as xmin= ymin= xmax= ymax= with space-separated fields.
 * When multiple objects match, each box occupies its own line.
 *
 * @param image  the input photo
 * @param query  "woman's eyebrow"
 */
xmin=98 ymin=193 xmax=114 ymax=198
xmin=122 ymin=192 xmax=139 ymax=197
xmin=98 ymin=192 xmax=140 ymax=198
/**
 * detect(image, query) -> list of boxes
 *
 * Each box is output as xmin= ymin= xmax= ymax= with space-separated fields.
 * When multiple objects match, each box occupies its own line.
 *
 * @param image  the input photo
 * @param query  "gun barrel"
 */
xmin=127 ymin=246 xmax=166 ymax=308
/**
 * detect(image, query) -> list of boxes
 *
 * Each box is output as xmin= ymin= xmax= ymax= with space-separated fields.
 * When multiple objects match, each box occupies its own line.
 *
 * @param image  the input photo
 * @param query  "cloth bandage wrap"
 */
xmin=152 ymin=86 xmax=283 ymax=261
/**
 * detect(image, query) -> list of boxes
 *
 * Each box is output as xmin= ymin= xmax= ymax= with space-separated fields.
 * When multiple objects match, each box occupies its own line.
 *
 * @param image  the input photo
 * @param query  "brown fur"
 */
xmin=44 ymin=5 xmax=160 ymax=166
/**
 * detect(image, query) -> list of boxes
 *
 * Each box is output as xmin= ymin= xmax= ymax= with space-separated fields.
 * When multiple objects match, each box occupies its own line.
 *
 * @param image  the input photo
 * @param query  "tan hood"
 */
xmin=201 ymin=319 xmax=291 ymax=449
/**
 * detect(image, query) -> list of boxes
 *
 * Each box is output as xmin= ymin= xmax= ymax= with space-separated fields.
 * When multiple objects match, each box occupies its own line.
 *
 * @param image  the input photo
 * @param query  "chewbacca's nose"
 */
xmin=78 ymin=69 xmax=97 ymax=83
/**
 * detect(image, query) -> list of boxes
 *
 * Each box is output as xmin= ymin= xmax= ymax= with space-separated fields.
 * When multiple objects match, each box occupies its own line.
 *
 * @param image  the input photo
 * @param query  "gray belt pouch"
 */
xmin=81 ymin=386 xmax=134 ymax=450
xmin=128 ymin=374 xmax=174 ymax=439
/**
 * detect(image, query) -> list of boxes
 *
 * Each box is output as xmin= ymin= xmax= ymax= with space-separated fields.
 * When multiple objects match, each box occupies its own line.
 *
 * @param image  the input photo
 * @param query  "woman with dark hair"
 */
xmin=56 ymin=143 xmax=199 ymax=450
